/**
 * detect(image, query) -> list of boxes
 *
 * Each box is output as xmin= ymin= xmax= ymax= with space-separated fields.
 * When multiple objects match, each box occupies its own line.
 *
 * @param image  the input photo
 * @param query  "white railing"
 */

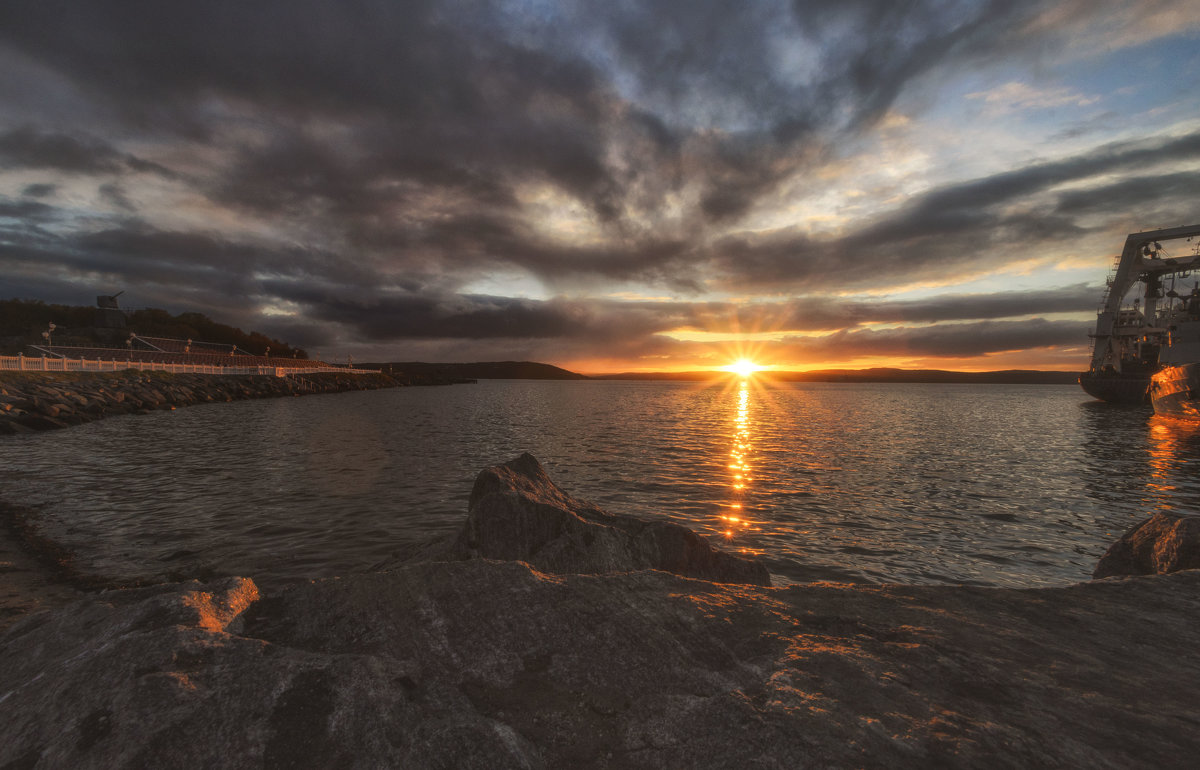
xmin=0 ymin=355 xmax=377 ymax=377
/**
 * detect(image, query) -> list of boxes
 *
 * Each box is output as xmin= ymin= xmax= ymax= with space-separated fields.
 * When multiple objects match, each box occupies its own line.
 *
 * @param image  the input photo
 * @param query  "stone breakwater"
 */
xmin=3 ymin=455 xmax=1200 ymax=768
xmin=0 ymin=370 xmax=465 ymax=434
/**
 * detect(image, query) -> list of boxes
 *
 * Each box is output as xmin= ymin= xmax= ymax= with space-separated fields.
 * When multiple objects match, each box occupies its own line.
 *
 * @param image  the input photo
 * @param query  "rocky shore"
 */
xmin=2 ymin=455 xmax=1200 ymax=768
xmin=0 ymin=369 xmax=471 ymax=434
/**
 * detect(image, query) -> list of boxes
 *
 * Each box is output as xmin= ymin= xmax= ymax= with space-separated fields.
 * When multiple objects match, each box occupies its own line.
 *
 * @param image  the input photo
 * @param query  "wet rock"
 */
xmin=16 ymin=414 xmax=69 ymax=431
xmin=449 ymin=453 xmax=771 ymax=586
xmin=1093 ymin=512 xmax=1200 ymax=578
xmin=63 ymin=392 xmax=89 ymax=408
xmin=0 ymin=419 xmax=34 ymax=435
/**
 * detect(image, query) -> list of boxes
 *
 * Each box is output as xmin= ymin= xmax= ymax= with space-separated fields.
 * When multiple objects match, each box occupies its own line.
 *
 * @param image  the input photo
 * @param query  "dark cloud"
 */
xmin=21 ymin=183 xmax=56 ymax=198
xmin=300 ymin=294 xmax=591 ymax=341
xmin=0 ymin=126 xmax=126 ymax=174
xmin=767 ymin=285 xmax=1098 ymax=331
xmin=0 ymin=196 xmax=54 ymax=219
xmin=767 ymin=318 xmax=1091 ymax=360
xmin=98 ymin=183 xmax=136 ymax=212
xmin=0 ymin=126 xmax=177 ymax=178
xmin=1053 ymin=170 xmax=1200 ymax=218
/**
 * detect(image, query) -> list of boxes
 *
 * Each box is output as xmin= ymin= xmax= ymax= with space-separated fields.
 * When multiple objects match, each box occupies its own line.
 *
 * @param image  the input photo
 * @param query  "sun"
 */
xmin=722 ymin=358 xmax=764 ymax=377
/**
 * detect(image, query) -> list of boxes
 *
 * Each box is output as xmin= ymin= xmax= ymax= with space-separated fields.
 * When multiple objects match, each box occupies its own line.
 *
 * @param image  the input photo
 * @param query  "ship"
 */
xmin=1148 ymin=283 xmax=1200 ymax=419
xmin=1080 ymin=223 xmax=1200 ymax=403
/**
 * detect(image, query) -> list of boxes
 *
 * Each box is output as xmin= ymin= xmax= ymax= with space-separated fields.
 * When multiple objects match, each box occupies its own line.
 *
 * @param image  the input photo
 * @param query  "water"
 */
xmin=2 ymin=379 xmax=1198 ymax=590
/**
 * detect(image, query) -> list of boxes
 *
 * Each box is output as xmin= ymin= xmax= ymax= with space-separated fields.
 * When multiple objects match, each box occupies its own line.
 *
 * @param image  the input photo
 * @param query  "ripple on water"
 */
xmin=0 ymin=380 xmax=1188 ymax=589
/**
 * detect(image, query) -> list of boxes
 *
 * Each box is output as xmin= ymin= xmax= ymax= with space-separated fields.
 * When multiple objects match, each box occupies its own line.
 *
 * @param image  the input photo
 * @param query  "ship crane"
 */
xmin=1082 ymin=223 xmax=1200 ymax=403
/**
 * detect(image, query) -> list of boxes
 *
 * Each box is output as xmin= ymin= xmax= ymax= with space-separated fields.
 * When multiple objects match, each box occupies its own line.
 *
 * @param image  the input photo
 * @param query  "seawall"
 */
xmin=0 ymin=369 xmax=470 ymax=434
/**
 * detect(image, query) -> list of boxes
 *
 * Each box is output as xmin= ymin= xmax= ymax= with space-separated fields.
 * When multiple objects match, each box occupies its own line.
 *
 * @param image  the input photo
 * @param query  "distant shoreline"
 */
xmin=362 ymin=360 xmax=1082 ymax=384
xmin=591 ymin=368 xmax=1081 ymax=385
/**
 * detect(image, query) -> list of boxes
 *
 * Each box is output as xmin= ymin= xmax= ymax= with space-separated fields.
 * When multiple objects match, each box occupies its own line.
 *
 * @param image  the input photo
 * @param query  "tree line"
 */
xmin=0 ymin=299 xmax=307 ymax=358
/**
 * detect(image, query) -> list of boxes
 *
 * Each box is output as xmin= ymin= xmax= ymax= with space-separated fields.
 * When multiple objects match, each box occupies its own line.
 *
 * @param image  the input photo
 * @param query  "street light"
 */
xmin=43 ymin=322 xmax=56 ymax=347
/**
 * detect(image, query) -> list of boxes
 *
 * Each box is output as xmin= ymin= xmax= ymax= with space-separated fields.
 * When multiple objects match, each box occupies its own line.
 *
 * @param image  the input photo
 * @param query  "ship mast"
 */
xmin=1089 ymin=223 xmax=1200 ymax=371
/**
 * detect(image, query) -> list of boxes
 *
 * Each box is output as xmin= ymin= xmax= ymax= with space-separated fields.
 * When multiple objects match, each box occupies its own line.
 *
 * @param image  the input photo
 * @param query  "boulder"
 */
xmin=1093 ymin=512 xmax=1200 ymax=578
xmin=449 ymin=453 xmax=771 ymax=586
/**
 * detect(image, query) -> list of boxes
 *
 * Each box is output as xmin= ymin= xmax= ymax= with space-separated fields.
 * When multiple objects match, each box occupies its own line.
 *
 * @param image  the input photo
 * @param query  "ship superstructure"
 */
xmin=1081 ymin=224 xmax=1200 ymax=403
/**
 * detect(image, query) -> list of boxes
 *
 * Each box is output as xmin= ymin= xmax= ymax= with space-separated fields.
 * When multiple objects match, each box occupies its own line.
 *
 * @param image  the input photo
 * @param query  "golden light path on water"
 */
xmin=1146 ymin=416 xmax=1200 ymax=514
xmin=719 ymin=373 xmax=768 ymax=554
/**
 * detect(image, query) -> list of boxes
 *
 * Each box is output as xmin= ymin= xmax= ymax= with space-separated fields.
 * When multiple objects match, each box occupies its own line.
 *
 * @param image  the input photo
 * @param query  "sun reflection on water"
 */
xmin=721 ymin=381 xmax=761 ymax=548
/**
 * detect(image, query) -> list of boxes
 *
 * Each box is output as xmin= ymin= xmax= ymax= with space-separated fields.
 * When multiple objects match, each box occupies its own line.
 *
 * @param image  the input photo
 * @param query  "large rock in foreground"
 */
xmin=447 ymin=453 xmax=771 ymax=586
xmin=4 ymin=564 xmax=1200 ymax=768
xmin=1093 ymin=512 xmax=1200 ymax=578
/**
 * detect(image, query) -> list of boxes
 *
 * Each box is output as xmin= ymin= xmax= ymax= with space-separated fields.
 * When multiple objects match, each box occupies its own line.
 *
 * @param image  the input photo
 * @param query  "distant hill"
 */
xmin=593 ymin=368 xmax=1080 ymax=384
xmin=778 ymin=368 xmax=1080 ymax=384
xmin=591 ymin=371 xmax=717 ymax=381
xmin=364 ymin=361 xmax=589 ymax=380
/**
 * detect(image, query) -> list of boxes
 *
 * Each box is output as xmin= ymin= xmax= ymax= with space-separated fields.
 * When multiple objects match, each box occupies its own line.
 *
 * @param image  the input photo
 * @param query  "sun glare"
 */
xmin=722 ymin=358 xmax=764 ymax=377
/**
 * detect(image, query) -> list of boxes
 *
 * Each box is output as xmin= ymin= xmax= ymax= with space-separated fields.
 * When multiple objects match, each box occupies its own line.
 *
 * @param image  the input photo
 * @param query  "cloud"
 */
xmin=0 ymin=197 xmax=55 ymax=221
xmin=1052 ymin=170 xmax=1200 ymax=218
xmin=0 ymin=0 xmax=1100 ymax=238
xmin=20 ymin=183 xmax=56 ymax=198
xmin=0 ymin=126 xmax=127 ymax=174
xmin=711 ymin=129 xmax=1200 ymax=291
xmin=0 ymin=126 xmax=177 ymax=178
xmin=0 ymin=0 xmax=1196 ymax=366
xmin=98 ymin=183 xmax=136 ymax=212
xmin=769 ymin=318 xmax=1090 ymax=360
xmin=966 ymin=81 xmax=1100 ymax=113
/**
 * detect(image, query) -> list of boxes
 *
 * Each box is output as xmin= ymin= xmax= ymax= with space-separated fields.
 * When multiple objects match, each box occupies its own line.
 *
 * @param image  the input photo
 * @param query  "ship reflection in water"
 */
xmin=1146 ymin=416 xmax=1200 ymax=514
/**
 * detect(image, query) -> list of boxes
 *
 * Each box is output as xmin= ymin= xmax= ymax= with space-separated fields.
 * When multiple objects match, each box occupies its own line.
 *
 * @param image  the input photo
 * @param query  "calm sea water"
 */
xmin=2 ymin=379 xmax=1198 ymax=590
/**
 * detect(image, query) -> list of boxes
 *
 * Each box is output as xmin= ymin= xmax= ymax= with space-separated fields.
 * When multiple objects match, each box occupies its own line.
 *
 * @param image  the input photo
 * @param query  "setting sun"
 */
xmin=722 ymin=359 xmax=765 ymax=377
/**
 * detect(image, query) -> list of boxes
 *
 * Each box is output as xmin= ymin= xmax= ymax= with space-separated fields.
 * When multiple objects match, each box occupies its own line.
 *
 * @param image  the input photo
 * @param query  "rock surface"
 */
xmin=1093 ymin=511 xmax=1200 ymax=578
xmin=445 ymin=452 xmax=771 ymax=586
xmin=3 ymin=563 xmax=1200 ymax=768
xmin=0 ymin=370 xmax=469 ymax=434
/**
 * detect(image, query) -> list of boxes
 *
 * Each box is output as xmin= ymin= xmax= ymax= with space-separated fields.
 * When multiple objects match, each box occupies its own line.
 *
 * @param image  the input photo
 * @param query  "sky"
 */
xmin=1 ymin=0 xmax=1199 ymax=373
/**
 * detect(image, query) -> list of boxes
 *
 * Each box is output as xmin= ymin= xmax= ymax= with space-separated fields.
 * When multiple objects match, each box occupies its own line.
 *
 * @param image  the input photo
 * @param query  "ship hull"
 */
xmin=1078 ymin=371 xmax=1151 ymax=404
xmin=1150 ymin=364 xmax=1200 ymax=420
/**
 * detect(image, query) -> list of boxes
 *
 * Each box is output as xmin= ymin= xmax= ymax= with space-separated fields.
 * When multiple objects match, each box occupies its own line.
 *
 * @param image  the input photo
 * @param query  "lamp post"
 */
xmin=43 ymin=322 xmax=56 ymax=348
